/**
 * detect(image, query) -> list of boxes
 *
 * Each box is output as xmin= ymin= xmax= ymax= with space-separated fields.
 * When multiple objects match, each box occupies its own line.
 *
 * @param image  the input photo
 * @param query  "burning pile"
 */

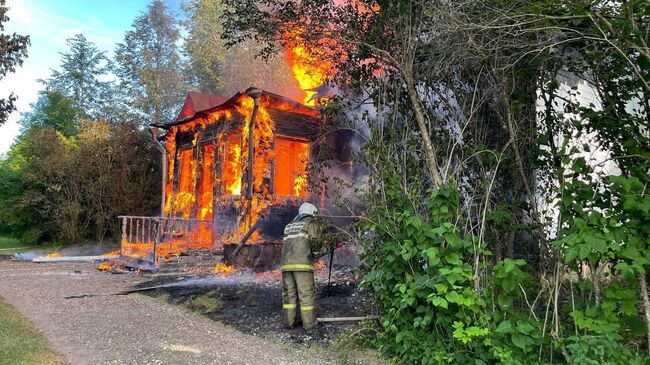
xmin=97 ymin=262 xmax=116 ymax=271
xmin=214 ymin=263 xmax=235 ymax=275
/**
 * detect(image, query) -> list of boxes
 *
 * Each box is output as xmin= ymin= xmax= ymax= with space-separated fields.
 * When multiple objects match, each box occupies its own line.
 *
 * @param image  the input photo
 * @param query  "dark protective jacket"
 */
xmin=280 ymin=215 xmax=321 ymax=271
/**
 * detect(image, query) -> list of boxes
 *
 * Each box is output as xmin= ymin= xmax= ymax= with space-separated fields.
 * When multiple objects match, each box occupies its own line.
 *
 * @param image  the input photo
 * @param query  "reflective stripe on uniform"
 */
xmin=281 ymin=264 xmax=314 ymax=271
xmin=283 ymin=232 xmax=309 ymax=241
xmin=301 ymin=306 xmax=314 ymax=311
xmin=283 ymin=304 xmax=296 ymax=309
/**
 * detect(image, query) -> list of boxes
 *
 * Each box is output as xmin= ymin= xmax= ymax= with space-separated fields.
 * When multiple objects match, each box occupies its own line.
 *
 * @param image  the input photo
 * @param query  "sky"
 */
xmin=0 ymin=0 xmax=182 ymax=155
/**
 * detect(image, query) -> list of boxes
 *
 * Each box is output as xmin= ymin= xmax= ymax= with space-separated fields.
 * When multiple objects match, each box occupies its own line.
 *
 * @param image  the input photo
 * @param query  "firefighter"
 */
xmin=281 ymin=202 xmax=323 ymax=329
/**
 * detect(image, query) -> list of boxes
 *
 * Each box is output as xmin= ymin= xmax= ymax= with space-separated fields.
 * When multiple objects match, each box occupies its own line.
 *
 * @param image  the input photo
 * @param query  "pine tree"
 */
xmin=19 ymin=91 xmax=80 ymax=137
xmin=182 ymin=0 xmax=298 ymax=96
xmin=115 ymin=0 xmax=185 ymax=124
xmin=45 ymin=34 xmax=112 ymax=119
xmin=0 ymin=0 xmax=30 ymax=126
xmin=182 ymin=0 xmax=226 ymax=94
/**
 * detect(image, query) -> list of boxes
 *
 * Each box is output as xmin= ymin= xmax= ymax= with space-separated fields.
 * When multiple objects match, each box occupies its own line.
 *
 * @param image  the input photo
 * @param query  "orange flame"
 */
xmin=126 ymin=91 xmax=316 ymax=261
xmin=97 ymin=262 xmax=116 ymax=271
xmin=46 ymin=252 xmax=61 ymax=258
xmin=314 ymin=259 xmax=326 ymax=271
xmin=214 ymin=263 xmax=235 ymax=275
xmin=222 ymin=134 xmax=242 ymax=195
xmin=283 ymin=28 xmax=333 ymax=106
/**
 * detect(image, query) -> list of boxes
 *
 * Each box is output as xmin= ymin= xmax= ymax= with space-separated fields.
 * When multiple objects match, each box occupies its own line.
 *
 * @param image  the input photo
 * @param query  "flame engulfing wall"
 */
xmin=122 ymin=89 xmax=320 ymax=260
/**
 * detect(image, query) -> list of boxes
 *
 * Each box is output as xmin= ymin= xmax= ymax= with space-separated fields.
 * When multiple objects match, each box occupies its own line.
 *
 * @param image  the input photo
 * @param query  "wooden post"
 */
xmin=246 ymin=88 xmax=262 ymax=200
xmin=227 ymin=215 xmax=265 ymax=265
xmin=212 ymin=139 xmax=221 ymax=248
xmin=149 ymin=128 xmax=168 ymax=218
xmin=191 ymin=135 xmax=202 ymax=220
xmin=121 ymin=217 xmax=127 ymax=255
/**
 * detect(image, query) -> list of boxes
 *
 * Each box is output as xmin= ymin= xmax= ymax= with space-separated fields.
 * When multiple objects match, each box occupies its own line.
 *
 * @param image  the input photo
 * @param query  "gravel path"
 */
xmin=0 ymin=260 xmax=330 ymax=365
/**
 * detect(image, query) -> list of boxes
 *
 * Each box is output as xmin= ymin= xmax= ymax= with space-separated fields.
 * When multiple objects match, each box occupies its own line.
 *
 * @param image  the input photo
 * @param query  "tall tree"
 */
xmin=19 ymin=91 xmax=80 ymax=137
xmin=0 ymin=0 xmax=29 ymax=126
xmin=182 ymin=0 xmax=226 ymax=94
xmin=45 ymin=34 xmax=112 ymax=119
xmin=182 ymin=0 xmax=299 ymax=96
xmin=115 ymin=0 xmax=185 ymax=124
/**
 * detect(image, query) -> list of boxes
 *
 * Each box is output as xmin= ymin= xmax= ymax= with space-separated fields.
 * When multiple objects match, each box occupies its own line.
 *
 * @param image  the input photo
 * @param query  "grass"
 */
xmin=0 ymin=297 xmax=62 ymax=365
xmin=186 ymin=293 xmax=223 ymax=313
xmin=0 ymin=236 xmax=27 ymax=249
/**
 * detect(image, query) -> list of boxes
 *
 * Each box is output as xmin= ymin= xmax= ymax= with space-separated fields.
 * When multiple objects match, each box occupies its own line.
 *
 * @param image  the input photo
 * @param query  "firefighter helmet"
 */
xmin=298 ymin=202 xmax=318 ymax=217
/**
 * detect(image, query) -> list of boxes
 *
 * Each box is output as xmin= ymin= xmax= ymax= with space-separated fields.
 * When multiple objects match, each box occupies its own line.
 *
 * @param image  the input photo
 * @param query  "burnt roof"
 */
xmin=174 ymin=91 xmax=229 ymax=122
xmin=154 ymin=87 xmax=320 ymax=129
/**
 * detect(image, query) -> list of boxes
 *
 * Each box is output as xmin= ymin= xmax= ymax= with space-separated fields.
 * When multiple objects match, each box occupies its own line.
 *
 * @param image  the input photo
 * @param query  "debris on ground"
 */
xmin=138 ymin=267 xmax=376 ymax=348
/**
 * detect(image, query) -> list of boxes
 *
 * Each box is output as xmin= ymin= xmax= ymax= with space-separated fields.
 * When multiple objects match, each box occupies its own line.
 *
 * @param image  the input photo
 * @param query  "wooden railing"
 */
xmin=118 ymin=215 xmax=237 ymax=264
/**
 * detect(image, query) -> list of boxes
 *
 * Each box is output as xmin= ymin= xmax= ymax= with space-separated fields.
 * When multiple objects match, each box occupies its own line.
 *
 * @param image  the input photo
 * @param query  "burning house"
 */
xmin=119 ymin=87 xmax=325 ymax=267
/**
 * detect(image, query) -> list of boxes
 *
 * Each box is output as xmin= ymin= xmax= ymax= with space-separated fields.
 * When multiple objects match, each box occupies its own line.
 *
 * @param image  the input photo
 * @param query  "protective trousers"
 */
xmin=282 ymin=271 xmax=316 ymax=329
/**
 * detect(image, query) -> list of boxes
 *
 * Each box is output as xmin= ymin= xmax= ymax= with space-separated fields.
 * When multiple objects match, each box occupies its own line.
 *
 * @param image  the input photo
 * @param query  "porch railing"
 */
xmin=118 ymin=215 xmax=237 ymax=264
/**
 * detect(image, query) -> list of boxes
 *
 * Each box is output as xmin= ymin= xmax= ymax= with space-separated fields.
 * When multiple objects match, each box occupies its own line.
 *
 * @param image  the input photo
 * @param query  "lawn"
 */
xmin=0 ymin=297 xmax=61 ymax=365
xmin=0 ymin=236 xmax=27 ymax=249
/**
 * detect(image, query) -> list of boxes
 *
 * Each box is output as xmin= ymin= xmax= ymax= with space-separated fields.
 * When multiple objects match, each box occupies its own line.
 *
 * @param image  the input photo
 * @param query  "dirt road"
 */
xmin=0 ymin=260 xmax=330 ymax=365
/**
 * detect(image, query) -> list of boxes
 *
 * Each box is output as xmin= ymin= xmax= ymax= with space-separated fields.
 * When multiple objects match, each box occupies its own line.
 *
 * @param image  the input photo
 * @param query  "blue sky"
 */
xmin=0 ymin=0 xmax=183 ymax=154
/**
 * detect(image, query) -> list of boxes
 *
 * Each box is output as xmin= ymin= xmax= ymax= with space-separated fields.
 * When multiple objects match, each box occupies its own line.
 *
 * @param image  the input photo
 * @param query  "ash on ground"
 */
xmin=139 ymin=268 xmax=375 ymax=346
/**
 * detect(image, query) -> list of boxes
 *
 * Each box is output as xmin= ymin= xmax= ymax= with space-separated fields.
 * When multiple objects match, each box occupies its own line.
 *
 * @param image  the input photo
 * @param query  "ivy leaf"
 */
xmin=445 ymin=253 xmax=461 ymax=265
xmin=584 ymin=233 xmax=607 ymax=253
xmin=517 ymin=320 xmax=535 ymax=335
xmin=497 ymin=293 xmax=513 ymax=307
xmin=434 ymin=283 xmax=448 ymax=294
xmin=495 ymin=320 xmax=513 ymax=334
xmin=445 ymin=291 xmax=461 ymax=303
xmin=431 ymin=296 xmax=448 ymax=309
xmin=511 ymin=333 xmax=530 ymax=352
xmin=425 ymin=247 xmax=440 ymax=266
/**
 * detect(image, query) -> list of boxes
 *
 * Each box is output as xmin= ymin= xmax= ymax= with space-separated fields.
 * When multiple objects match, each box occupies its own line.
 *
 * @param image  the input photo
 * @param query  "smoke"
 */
xmin=310 ymin=89 xmax=376 ymax=229
xmin=14 ymin=242 xmax=119 ymax=261
xmin=157 ymin=269 xmax=279 ymax=287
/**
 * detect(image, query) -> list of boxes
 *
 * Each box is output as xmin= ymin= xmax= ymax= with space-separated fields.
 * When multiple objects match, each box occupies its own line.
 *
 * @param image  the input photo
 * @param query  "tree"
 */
xmin=0 ymin=0 xmax=30 ymax=126
xmin=223 ymin=1 xmax=650 ymax=363
xmin=0 ymin=119 xmax=161 ymax=244
xmin=115 ymin=0 xmax=185 ymax=124
xmin=182 ymin=0 xmax=227 ymax=94
xmin=45 ymin=34 xmax=112 ymax=119
xmin=182 ymin=0 xmax=297 ymax=96
xmin=19 ymin=91 xmax=80 ymax=137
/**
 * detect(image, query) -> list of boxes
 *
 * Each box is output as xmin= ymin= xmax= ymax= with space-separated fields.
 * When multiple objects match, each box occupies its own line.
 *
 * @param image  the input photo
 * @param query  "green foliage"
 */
xmin=19 ymin=91 xmax=80 ymax=136
xmin=45 ymin=34 xmax=113 ymax=119
xmin=0 ymin=122 xmax=160 ymax=245
xmin=114 ymin=0 xmax=185 ymax=124
xmin=0 ymin=0 xmax=30 ymax=126
xmin=360 ymin=182 xmax=542 ymax=364
xmin=182 ymin=0 xmax=301 ymax=97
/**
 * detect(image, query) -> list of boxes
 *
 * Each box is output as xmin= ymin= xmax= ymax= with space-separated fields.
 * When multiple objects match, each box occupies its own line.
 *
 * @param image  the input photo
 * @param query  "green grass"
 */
xmin=0 ymin=297 xmax=61 ymax=365
xmin=0 ymin=236 xmax=26 ymax=249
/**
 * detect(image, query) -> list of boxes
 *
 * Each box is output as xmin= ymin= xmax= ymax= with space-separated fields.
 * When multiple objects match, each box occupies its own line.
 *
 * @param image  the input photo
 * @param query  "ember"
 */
xmin=214 ymin=264 xmax=235 ymax=275
xmin=97 ymin=262 xmax=116 ymax=271
xmin=314 ymin=259 xmax=326 ymax=271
